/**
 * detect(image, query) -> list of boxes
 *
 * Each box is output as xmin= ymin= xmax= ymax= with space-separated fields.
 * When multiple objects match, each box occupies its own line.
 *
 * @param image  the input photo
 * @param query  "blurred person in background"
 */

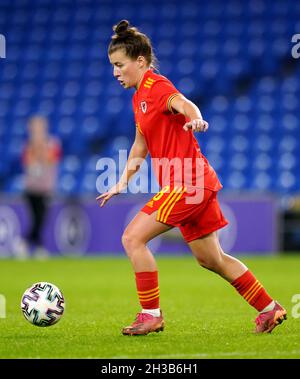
xmin=15 ymin=115 xmax=61 ymax=259
xmin=97 ymin=20 xmax=287 ymax=336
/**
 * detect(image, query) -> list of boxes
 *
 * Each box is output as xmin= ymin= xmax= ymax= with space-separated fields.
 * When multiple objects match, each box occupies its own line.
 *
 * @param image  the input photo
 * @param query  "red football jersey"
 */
xmin=132 ymin=69 xmax=222 ymax=192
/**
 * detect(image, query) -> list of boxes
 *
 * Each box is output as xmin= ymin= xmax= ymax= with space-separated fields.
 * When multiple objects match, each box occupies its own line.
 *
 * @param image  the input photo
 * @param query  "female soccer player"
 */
xmin=97 ymin=20 xmax=286 ymax=335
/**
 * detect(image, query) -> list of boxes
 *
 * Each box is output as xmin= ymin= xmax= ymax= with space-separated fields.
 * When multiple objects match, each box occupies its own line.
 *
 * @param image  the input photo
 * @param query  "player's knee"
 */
xmin=121 ymin=231 xmax=142 ymax=255
xmin=196 ymin=257 xmax=212 ymax=270
xmin=121 ymin=231 xmax=132 ymax=252
xmin=196 ymin=255 xmax=223 ymax=272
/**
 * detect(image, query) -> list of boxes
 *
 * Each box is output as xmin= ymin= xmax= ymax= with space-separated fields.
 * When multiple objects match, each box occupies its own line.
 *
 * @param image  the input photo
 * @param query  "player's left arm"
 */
xmin=170 ymin=94 xmax=209 ymax=133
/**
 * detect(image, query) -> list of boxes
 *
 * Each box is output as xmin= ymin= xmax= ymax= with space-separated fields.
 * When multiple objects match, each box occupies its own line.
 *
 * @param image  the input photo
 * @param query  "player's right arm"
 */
xmin=170 ymin=95 xmax=209 ymax=132
xmin=96 ymin=127 xmax=148 ymax=207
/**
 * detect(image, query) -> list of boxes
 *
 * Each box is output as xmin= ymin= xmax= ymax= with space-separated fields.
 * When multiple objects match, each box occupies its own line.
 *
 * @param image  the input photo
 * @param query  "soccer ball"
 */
xmin=21 ymin=282 xmax=65 ymax=327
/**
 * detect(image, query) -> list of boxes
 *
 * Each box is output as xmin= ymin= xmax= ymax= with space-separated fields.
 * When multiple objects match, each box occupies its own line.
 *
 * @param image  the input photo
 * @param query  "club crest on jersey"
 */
xmin=140 ymin=101 xmax=147 ymax=114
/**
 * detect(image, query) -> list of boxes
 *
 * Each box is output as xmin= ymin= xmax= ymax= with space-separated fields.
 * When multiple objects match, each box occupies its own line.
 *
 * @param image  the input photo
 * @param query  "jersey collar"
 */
xmin=136 ymin=69 xmax=154 ymax=91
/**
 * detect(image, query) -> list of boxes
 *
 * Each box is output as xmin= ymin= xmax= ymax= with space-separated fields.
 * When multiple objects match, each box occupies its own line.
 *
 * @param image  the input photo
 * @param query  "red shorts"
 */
xmin=141 ymin=186 xmax=228 ymax=242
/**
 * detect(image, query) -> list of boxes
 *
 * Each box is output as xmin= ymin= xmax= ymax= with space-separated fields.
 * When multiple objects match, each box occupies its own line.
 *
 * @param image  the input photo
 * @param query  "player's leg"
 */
xmin=178 ymin=189 xmax=246 ymax=281
xmin=188 ymin=231 xmax=247 ymax=281
xmin=122 ymin=210 xmax=172 ymax=271
xmin=121 ymin=210 xmax=171 ymax=335
xmin=188 ymin=232 xmax=287 ymax=333
xmin=25 ymin=192 xmax=38 ymax=245
xmin=33 ymin=194 xmax=50 ymax=258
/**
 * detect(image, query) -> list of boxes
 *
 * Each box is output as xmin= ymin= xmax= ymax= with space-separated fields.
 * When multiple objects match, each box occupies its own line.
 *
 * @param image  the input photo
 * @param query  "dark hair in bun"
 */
xmin=113 ymin=20 xmax=134 ymax=37
xmin=108 ymin=19 xmax=157 ymax=69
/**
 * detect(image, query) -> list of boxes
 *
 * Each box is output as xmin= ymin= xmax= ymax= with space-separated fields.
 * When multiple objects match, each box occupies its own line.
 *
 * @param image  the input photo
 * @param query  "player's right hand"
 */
xmin=183 ymin=118 xmax=209 ymax=132
xmin=96 ymin=184 xmax=125 ymax=207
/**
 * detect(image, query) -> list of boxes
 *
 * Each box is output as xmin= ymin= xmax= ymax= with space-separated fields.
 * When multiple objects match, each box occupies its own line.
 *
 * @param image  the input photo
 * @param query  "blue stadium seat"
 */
xmin=226 ymin=171 xmax=247 ymax=191
xmin=5 ymin=174 xmax=24 ymax=193
xmin=58 ymin=173 xmax=78 ymax=195
xmin=79 ymin=173 xmax=98 ymax=194
xmin=60 ymin=155 xmax=82 ymax=175
xmin=252 ymin=172 xmax=272 ymax=192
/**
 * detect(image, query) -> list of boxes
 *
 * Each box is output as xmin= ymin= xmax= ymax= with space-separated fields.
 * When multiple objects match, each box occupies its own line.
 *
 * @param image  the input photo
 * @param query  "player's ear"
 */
xmin=137 ymin=56 xmax=146 ymax=68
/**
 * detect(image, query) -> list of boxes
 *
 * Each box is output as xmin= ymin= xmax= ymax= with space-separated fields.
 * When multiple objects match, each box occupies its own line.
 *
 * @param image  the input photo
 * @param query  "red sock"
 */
xmin=135 ymin=271 xmax=159 ymax=309
xmin=231 ymin=270 xmax=273 ymax=312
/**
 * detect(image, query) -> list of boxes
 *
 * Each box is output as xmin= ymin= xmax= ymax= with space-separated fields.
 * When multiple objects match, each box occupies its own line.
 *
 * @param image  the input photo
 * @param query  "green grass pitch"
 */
xmin=0 ymin=254 xmax=299 ymax=359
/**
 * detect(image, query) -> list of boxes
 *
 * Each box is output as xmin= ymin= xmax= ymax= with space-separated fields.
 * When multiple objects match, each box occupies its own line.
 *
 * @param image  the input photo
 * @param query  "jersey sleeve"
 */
xmin=150 ymin=79 xmax=181 ymax=114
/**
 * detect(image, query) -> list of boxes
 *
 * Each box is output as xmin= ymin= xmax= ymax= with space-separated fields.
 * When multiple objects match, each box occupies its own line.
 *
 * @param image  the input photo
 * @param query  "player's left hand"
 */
xmin=183 ymin=119 xmax=209 ymax=132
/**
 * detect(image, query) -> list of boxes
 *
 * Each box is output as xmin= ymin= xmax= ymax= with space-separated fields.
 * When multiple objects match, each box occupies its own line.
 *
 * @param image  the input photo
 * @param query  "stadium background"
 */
xmin=0 ymin=0 xmax=300 ymax=361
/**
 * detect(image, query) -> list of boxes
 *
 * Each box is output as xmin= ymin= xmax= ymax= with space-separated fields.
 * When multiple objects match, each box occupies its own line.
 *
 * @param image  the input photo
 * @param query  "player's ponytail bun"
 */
xmin=108 ymin=20 xmax=158 ymax=70
xmin=113 ymin=20 xmax=135 ymax=38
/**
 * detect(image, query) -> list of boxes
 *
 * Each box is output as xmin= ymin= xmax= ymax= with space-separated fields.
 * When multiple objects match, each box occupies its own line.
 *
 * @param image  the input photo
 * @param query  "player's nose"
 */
xmin=113 ymin=66 xmax=120 ymax=78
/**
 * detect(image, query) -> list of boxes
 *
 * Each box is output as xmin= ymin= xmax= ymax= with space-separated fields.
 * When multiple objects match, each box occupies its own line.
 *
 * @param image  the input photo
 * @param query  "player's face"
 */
xmin=109 ymin=49 xmax=143 ymax=89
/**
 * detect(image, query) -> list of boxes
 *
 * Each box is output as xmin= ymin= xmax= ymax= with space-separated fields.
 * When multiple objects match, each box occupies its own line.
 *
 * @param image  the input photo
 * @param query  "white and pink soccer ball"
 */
xmin=21 ymin=282 xmax=65 ymax=327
